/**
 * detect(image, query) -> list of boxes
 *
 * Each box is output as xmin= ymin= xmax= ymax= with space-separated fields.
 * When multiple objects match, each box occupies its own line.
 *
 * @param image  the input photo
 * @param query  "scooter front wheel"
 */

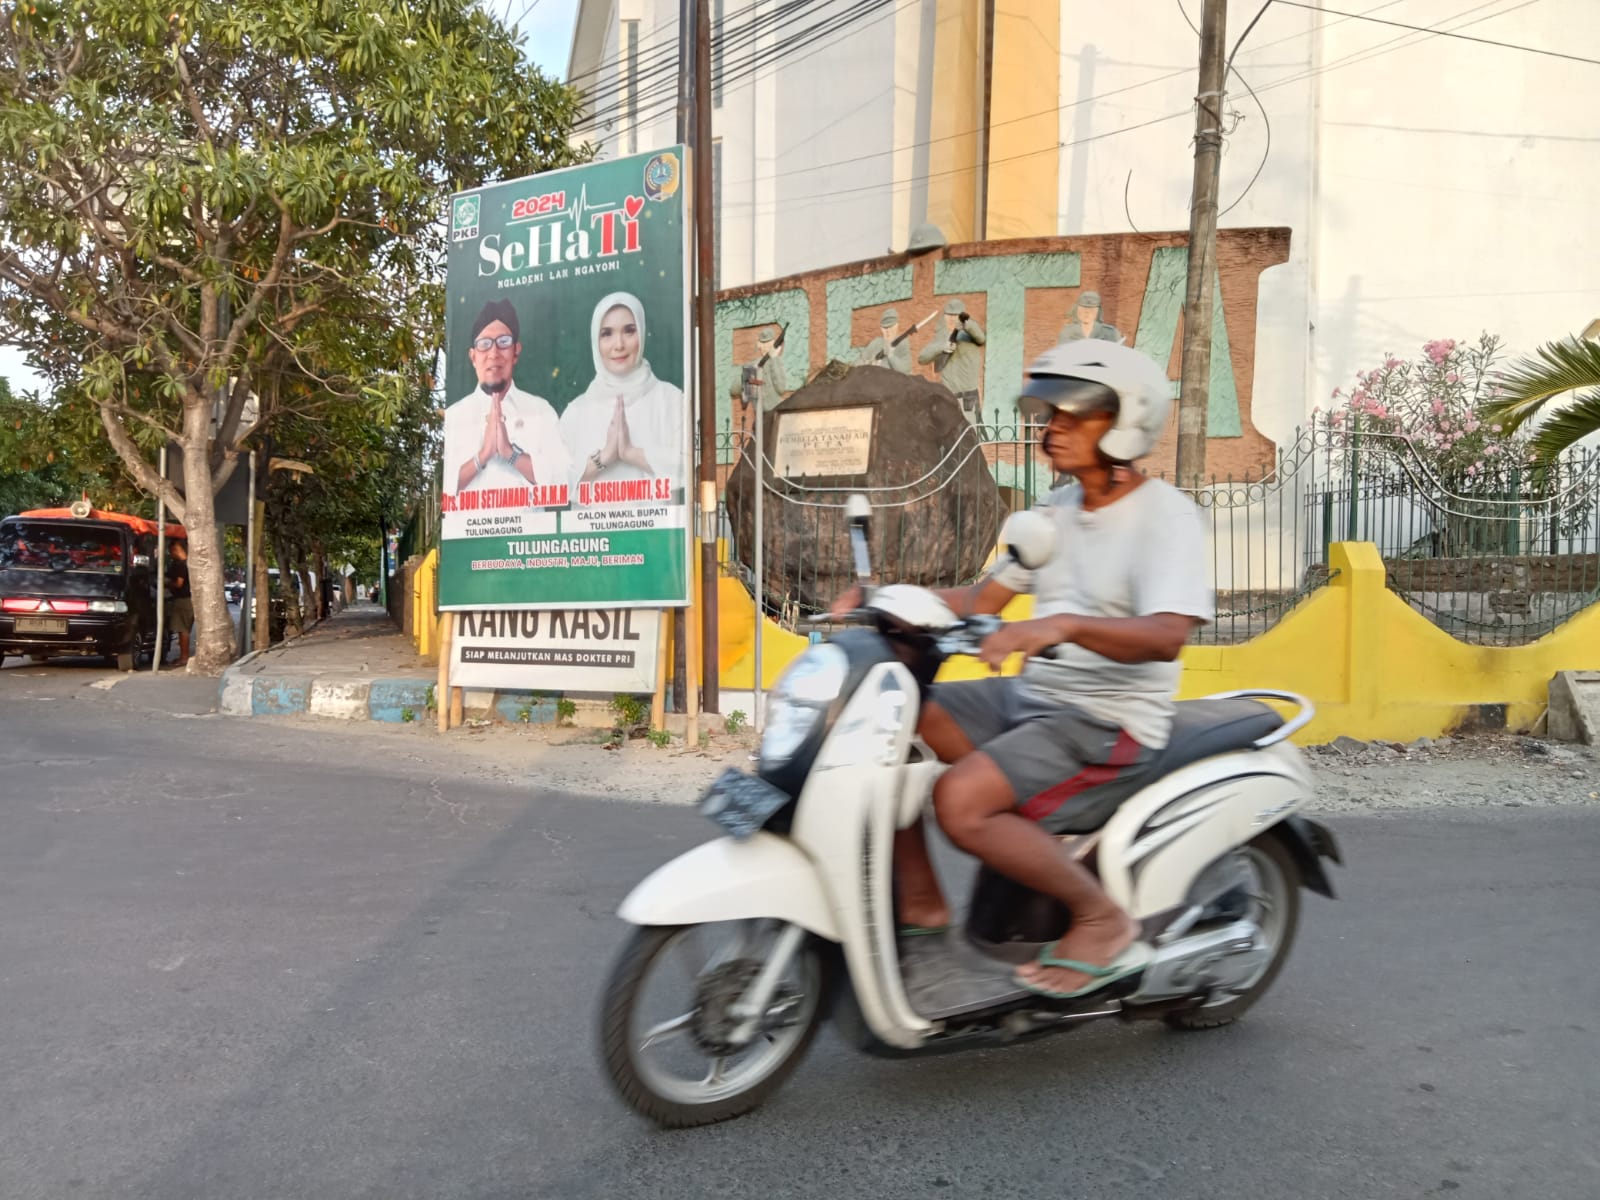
xmin=598 ymin=920 xmax=826 ymax=1128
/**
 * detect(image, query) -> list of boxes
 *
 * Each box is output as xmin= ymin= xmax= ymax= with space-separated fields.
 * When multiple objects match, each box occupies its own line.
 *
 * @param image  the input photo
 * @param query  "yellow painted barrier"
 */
xmin=714 ymin=543 xmax=1600 ymax=744
xmin=1179 ymin=542 xmax=1600 ymax=743
xmin=412 ymin=547 xmax=439 ymax=661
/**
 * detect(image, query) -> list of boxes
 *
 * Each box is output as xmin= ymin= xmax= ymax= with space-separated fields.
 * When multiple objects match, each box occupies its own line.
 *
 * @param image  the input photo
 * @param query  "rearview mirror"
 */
xmin=999 ymin=510 xmax=1055 ymax=570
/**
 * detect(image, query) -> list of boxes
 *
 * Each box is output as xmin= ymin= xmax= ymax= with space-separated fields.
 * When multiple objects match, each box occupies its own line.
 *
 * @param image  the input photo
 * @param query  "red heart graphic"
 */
xmin=624 ymin=195 xmax=645 ymax=220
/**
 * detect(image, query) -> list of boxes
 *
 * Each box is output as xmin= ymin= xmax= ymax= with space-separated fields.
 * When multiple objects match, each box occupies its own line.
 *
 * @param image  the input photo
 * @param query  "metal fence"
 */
xmin=714 ymin=412 xmax=1600 ymax=647
xmin=1304 ymin=418 xmax=1600 ymax=645
xmin=396 ymin=472 xmax=443 ymax=566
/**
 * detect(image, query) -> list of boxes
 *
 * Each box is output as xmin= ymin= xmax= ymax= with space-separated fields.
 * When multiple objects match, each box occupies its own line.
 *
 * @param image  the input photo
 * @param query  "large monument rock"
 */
xmin=725 ymin=361 xmax=1003 ymax=613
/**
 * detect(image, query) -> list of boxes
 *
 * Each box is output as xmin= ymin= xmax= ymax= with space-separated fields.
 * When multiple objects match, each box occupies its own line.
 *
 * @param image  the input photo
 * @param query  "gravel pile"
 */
xmin=1307 ymin=732 xmax=1598 ymax=815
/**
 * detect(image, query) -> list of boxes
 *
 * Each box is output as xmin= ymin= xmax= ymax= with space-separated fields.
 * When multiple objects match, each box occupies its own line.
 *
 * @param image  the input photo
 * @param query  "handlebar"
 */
xmin=933 ymin=613 xmax=1002 ymax=657
xmin=804 ymin=611 xmax=1052 ymax=661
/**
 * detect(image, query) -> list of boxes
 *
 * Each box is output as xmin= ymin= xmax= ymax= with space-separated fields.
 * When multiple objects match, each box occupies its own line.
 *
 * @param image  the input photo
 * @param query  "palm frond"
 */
xmin=1481 ymin=336 xmax=1600 ymax=433
xmin=1524 ymin=390 xmax=1600 ymax=462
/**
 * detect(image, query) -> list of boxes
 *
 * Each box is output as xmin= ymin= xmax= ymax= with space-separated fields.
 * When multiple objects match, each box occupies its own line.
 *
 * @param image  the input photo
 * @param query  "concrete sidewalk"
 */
xmin=220 ymin=603 xmax=436 ymax=721
xmin=217 ymin=603 xmax=637 ymax=727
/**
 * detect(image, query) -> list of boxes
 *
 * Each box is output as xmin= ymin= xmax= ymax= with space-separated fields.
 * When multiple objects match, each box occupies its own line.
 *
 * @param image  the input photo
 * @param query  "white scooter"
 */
xmin=599 ymin=498 xmax=1342 ymax=1128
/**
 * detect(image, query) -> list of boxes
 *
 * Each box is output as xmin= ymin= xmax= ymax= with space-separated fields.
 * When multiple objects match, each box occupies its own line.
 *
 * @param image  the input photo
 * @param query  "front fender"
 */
xmin=617 ymin=833 xmax=841 ymax=941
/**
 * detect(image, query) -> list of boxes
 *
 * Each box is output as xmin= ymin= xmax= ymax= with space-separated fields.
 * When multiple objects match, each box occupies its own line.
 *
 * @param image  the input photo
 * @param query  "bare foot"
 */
xmin=1016 ymin=910 xmax=1141 ymax=994
xmin=896 ymin=899 xmax=951 ymax=931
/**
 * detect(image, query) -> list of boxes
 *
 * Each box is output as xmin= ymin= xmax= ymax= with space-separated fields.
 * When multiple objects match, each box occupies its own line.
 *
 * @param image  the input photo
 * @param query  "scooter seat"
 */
xmin=1052 ymin=698 xmax=1284 ymax=833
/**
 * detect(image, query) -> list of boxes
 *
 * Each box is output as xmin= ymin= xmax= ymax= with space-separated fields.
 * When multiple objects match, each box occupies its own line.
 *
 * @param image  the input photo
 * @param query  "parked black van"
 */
xmin=0 ymin=507 xmax=183 ymax=670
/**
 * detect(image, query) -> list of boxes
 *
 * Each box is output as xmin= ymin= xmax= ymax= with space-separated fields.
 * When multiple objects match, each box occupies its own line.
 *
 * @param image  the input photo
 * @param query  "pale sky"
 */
xmin=491 ymin=0 xmax=581 ymax=79
xmin=0 ymin=1 xmax=581 ymax=401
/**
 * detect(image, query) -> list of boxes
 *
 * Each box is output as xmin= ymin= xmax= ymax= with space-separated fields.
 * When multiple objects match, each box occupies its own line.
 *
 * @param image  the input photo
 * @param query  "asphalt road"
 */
xmin=1 ymin=679 xmax=1597 ymax=1200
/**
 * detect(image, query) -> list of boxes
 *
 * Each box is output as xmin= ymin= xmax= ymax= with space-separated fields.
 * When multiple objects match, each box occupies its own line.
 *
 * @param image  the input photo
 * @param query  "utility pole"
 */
xmin=692 ymin=0 xmax=720 ymax=715
xmin=676 ymin=0 xmax=693 ymax=143
xmin=1175 ymin=0 xmax=1227 ymax=490
xmin=669 ymin=0 xmax=692 ymax=713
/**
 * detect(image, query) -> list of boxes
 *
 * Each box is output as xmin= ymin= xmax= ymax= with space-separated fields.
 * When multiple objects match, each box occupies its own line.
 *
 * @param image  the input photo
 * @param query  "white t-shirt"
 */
xmin=994 ymin=479 xmax=1214 ymax=749
xmin=444 ymin=384 xmax=571 ymax=494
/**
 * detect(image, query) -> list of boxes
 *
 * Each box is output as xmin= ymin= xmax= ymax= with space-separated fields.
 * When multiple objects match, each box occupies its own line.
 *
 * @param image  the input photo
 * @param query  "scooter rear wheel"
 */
xmin=598 ymin=921 xmax=826 ymax=1128
xmin=1164 ymin=834 xmax=1302 ymax=1031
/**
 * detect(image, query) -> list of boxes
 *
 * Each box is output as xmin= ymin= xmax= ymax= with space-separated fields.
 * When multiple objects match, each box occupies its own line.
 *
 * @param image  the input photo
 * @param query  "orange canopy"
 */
xmin=19 ymin=507 xmax=187 ymax=541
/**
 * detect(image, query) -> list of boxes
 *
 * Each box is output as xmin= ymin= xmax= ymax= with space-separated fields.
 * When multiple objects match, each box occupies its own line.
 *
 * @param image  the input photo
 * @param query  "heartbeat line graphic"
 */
xmin=506 ymin=185 xmax=612 ymax=230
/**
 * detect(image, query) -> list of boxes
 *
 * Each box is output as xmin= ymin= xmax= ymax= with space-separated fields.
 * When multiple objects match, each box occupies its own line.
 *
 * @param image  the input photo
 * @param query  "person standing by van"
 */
xmin=167 ymin=541 xmax=193 ymax=666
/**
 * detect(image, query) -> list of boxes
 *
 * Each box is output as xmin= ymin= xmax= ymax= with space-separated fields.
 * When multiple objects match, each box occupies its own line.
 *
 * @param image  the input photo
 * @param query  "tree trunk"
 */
xmin=253 ymin=506 xmax=271 ymax=649
xmin=274 ymin=535 xmax=303 ymax=638
xmin=180 ymin=402 xmax=236 ymax=674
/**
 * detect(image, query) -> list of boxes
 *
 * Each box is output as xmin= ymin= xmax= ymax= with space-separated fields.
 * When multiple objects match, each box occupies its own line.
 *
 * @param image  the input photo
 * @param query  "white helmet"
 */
xmin=1017 ymin=341 xmax=1174 ymax=463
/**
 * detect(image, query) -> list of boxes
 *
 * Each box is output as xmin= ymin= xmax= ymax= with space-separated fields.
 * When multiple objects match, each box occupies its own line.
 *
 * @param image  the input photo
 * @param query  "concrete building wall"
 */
xmin=568 ymin=0 xmax=978 ymax=289
xmin=1056 ymin=0 xmax=1600 ymax=445
xmin=567 ymin=0 xmax=1600 ymax=460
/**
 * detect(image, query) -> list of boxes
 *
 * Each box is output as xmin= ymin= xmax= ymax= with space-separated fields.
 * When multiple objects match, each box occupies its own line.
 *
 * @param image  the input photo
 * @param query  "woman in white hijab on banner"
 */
xmin=561 ymin=292 xmax=685 ymax=493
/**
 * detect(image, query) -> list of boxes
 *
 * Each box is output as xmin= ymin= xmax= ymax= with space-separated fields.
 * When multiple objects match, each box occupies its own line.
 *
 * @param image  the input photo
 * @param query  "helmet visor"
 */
xmin=1016 ymin=375 xmax=1121 ymax=423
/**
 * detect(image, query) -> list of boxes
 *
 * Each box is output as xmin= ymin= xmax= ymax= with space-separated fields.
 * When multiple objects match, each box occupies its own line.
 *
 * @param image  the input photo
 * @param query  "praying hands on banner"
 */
xmin=580 ymin=396 xmax=655 ymax=481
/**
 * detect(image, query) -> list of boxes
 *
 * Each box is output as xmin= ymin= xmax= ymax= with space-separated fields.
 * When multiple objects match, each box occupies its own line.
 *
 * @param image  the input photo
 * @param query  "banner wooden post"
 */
xmin=685 ymin=549 xmax=701 ymax=747
xmin=650 ymin=609 xmax=670 ymax=733
xmin=436 ymin=611 xmax=452 ymax=733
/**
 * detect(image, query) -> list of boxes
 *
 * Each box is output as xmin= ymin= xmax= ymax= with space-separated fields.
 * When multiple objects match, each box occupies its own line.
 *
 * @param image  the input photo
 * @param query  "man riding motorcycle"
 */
xmin=832 ymin=341 xmax=1213 ymax=1001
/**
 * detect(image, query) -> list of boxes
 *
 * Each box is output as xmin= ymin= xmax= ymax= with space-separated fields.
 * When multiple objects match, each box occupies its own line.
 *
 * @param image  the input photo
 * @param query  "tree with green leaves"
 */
xmin=0 ymin=375 xmax=138 ymax=515
xmin=0 ymin=0 xmax=587 ymax=673
xmin=1481 ymin=336 xmax=1600 ymax=462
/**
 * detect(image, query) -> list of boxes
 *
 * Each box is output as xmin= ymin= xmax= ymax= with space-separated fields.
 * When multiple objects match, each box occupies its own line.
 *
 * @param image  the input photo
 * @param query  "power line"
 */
xmin=575 ymin=0 xmax=815 ymax=126
xmin=1174 ymin=0 xmax=1273 ymax=218
xmin=720 ymin=109 xmax=1193 ymax=215
xmin=715 ymin=0 xmax=1547 ymax=217
xmin=565 ymin=0 xmax=764 ymax=86
xmin=709 ymin=0 xmax=1419 ymax=195
xmin=507 ymin=0 xmax=545 ymax=27
xmin=576 ymin=0 xmax=802 ymax=111
xmin=1249 ymin=0 xmax=1545 ymax=99
xmin=1273 ymin=0 xmax=1600 ymax=67
xmin=625 ymin=0 xmax=903 ymax=129
xmin=576 ymin=0 xmax=817 ymax=127
xmin=1217 ymin=55 xmax=1269 ymax=217
xmin=577 ymin=0 xmax=907 ymax=135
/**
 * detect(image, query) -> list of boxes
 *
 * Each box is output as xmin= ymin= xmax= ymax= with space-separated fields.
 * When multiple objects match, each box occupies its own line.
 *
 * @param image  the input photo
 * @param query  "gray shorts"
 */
xmin=929 ymin=677 xmax=1155 ymax=832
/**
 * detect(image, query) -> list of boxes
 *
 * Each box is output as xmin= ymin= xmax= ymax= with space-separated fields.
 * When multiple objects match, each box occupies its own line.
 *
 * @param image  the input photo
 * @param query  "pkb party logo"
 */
xmin=643 ymin=153 xmax=680 ymax=202
xmin=451 ymin=193 xmax=481 ymax=243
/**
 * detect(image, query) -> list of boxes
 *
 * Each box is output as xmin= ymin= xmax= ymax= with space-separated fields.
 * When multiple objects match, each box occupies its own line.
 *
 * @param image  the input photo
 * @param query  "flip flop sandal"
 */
xmin=1014 ymin=942 xmax=1152 ymax=1001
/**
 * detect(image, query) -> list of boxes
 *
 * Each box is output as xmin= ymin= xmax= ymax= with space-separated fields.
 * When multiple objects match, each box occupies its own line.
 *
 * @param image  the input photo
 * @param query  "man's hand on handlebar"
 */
xmin=828 ymin=585 xmax=865 ymax=619
xmin=976 ymin=615 xmax=1069 ymax=669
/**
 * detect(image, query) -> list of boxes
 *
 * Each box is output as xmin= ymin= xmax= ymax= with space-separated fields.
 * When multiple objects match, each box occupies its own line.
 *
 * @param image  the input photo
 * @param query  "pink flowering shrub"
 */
xmin=1317 ymin=333 xmax=1522 ymax=484
xmin=1316 ymin=333 xmax=1598 ymax=556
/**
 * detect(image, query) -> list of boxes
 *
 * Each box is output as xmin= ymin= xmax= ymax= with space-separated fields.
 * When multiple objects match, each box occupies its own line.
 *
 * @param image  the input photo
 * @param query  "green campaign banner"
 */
xmin=439 ymin=148 xmax=691 ymax=610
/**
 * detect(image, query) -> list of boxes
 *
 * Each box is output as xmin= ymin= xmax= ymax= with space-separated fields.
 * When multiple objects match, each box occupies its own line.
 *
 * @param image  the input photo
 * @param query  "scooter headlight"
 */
xmin=759 ymin=642 xmax=849 ymax=765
